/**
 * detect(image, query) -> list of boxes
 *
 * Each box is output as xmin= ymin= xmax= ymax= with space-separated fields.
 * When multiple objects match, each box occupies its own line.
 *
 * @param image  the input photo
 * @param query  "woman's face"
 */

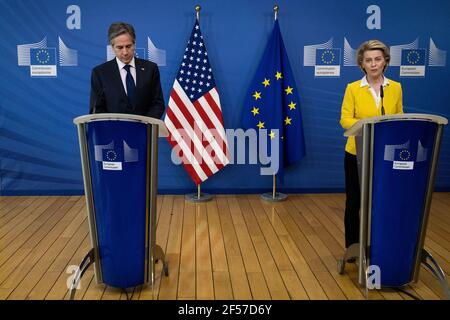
xmin=362 ymin=49 xmax=386 ymax=80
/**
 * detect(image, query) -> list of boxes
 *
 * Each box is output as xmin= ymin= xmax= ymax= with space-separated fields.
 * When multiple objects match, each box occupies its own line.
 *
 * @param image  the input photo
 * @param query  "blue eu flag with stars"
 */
xmin=401 ymin=49 xmax=426 ymax=66
xmin=242 ymin=20 xmax=306 ymax=183
xmin=315 ymin=49 xmax=341 ymax=66
xmin=30 ymin=48 xmax=56 ymax=65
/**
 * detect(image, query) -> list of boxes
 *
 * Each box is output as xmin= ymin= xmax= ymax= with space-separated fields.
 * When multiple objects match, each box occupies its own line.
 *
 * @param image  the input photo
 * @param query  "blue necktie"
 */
xmin=123 ymin=64 xmax=136 ymax=107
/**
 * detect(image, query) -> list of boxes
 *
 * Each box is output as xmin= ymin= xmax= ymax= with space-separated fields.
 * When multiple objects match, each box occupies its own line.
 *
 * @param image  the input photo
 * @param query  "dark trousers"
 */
xmin=344 ymin=152 xmax=360 ymax=248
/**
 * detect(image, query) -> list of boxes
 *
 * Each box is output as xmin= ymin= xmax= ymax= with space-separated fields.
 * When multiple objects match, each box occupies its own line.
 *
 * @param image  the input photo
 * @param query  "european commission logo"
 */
xmin=400 ymin=49 xmax=426 ymax=76
xmin=304 ymin=38 xmax=341 ymax=77
xmin=389 ymin=38 xmax=447 ymax=77
xmin=94 ymin=140 xmax=139 ymax=171
xmin=343 ymin=37 xmax=446 ymax=77
xmin=29 ymin=48 xmax=57 ymax=76
xmin=17 ymin=37 xmax=78 ymax=77
xmin=106 ymin=36 xmax=166 ymax=66
xmin=389 ymin=38 xmax=427 ymax=77
xmin=384 ymin=140 xmax=428 ymax=170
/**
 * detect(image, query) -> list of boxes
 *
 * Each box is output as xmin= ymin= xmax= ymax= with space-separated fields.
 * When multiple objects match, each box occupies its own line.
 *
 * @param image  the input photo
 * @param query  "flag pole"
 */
xmin=185 ymin=4 xmax=213 ymax=204
xmin=186 ymin=182 xmax=212 ymax=203
xmin=195 ymin=4 xmax=201 ymax=21
xmin=261 ymin=175 xmax=287 ymax=202
xmin=273 ymin=174 xmax=276 ymax=198
xmin=261 ymin=4 xmax=287 ymax=203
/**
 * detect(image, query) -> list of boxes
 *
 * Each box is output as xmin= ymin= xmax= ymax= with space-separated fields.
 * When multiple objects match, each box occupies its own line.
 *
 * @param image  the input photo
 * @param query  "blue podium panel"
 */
xmin=370 ymin=120 xmax=437 ymax=287
xmin=86 ymin=120 xmax=148 ymax=288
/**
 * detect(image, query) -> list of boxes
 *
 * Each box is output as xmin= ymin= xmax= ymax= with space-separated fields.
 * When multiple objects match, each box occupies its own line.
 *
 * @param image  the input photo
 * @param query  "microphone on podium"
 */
xmin=91 ymin=88 xmax=105 ymax=114
xmin=380 ymin=85 xmax=385 ymax=116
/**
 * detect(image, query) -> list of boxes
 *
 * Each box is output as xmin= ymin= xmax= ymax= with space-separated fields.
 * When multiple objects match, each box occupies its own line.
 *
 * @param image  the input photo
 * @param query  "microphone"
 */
xmin=380 ymin=85 xmax=385 ymax=116
xmin=91 ymin=87 xmax=105 ymax=114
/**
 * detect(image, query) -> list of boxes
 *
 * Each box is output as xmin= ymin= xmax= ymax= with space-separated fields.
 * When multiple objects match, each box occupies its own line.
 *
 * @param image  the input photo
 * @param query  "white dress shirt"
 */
xmin=360 ymin=76 xmax=389 ymax=109
xmin=116 ymin=57 xmax=137 ymax=95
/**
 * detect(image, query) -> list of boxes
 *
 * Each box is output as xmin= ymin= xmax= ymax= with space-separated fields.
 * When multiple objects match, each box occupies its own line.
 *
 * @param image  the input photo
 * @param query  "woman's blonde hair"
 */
xmin=356 ymin=39 xmax=390 ymax=73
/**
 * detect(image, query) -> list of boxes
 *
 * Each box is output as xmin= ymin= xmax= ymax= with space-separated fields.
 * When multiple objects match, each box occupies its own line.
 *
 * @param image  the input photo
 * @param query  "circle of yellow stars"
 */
xmin=321 ymin=50 xmax=335 ymax=65
xmin=250 ymin=71 xmax=297 ymax=140
xmin=399 ymin=150 xmax=411 ymax=161
xmin=36 ymin=49 xmax=50 ymax=64
xmin=406 ymin=50 xmax=420 ymax=65
xmin=106 ymin=150 xmax=117 ymax=161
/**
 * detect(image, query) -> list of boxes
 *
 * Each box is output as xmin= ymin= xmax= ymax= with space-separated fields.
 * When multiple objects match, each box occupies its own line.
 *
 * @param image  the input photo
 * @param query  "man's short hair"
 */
xmin=108 ymin=22 xmax=136 ymax=46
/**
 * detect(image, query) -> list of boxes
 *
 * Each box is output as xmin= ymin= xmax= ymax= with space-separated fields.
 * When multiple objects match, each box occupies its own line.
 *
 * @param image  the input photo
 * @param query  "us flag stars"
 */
xmin=177 ymin=24 xmax=214 ymax=101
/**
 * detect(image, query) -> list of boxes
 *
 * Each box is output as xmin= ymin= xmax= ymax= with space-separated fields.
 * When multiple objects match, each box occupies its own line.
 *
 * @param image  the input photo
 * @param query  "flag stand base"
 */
xmin=260 ymin=192 xmax=287 ymax=202
xmin=185 ymin=193 xmax=213 ymax=203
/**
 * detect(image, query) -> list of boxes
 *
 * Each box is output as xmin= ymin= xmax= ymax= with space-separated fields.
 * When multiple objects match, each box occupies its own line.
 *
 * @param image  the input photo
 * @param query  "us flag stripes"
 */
xmin=164 ymin=20 xmax=229 ymax=185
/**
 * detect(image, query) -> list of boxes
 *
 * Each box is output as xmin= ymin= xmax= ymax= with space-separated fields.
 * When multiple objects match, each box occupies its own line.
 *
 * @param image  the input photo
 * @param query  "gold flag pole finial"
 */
xmin=274 ymin=5 xmax=279 ymax=20
xmin=195 ymin=5 xmax=201 ymax=21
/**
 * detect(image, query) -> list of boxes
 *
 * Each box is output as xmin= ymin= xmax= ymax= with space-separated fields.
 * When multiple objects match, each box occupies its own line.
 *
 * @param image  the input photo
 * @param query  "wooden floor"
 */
xmin=0 ymin=193 xmax=449 ymax=300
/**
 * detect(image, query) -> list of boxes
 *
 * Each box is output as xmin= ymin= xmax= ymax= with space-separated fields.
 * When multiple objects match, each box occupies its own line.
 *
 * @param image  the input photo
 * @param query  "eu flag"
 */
xmin=30 ymin=48 xmax=56 ymax=65
xmin=102 ymin=148 xmax=123 ymax=162
xmin=401 ymin=49 xmax=426 ymax=66
xmin=315 ymin=49 xmax=341 ymax=66
xmin=242 ymin=20 xmax=306 ymax=183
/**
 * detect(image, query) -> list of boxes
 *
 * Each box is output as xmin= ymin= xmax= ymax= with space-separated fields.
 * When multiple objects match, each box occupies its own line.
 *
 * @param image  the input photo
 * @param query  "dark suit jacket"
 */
xmin=90 ymin=58 xmax=165 ymax=119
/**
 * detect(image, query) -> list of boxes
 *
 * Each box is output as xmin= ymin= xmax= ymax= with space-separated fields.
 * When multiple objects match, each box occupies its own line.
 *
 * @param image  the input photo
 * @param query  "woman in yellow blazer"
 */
xmin=340 ymin=40 xmax=403 ymax=250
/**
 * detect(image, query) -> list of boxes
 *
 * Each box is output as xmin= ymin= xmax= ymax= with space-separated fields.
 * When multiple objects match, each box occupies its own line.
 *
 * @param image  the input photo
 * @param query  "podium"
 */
xmin=70 ymin=114 xmax=168 ymax=298
xmin=338 ymin=114 xmax=449 ymax=299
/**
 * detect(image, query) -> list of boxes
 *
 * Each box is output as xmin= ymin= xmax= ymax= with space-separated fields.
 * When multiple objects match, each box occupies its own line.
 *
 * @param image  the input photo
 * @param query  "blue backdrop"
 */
xmin=1 ymin=0 xmax=449 ymax=195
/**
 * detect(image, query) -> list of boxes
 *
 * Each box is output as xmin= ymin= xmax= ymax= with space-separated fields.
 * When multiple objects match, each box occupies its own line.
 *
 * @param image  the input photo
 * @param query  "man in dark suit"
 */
xmin=90 ymin=22 xmax=165 ymax=119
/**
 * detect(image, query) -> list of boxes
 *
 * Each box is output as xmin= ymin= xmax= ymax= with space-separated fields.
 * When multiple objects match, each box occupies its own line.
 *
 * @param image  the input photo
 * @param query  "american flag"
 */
xmin=164 ymin=20 xmax=229 ymax=185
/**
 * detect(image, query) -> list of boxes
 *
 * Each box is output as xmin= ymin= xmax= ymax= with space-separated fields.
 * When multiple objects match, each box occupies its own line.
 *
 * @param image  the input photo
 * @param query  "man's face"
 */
xmin=112 ymin=33 xmax=135 ymax=64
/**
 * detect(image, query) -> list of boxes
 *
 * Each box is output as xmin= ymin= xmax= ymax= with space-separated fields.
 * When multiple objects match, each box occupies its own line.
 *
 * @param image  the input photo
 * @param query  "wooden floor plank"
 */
xmin=7 ymin=198 xmax=85 ymax=299
xmin=0 ymin=197 xmax=78 ymax=297
xmin=151 ymin=195 xmax=175 ymax=299
xmin=247 ymin=272 xmax=271 ymax=300
xmin=227 ymin=197 xmax=262 ymax=274
xmin=207 ymin=199 xmax=233 ymax=299
xmin=46 ymin=228 xmax=94 ymax=299
xmin=177 ymin=201 xmax=196 ymax=299
xmin=238 ymin=197 xmax=290 ymax=299
xmin=0 ymin=196 xmax=20 ymax=217
xmin=250 ymin=197 xmax=297 ymax=272
xmin=279 ymin=198 xmax=336 ymax=299
xmin=216 ymin=197 xmax=252 ymax=300
xmin=28 ymin=219 xmax=89 ymax=300
xmin=195 ymin=203 xmax=214 ymax=300
xmin=303 ymin=195 xmax=346 ymax=247
xmin=419 ymin=266 xmax=447 ymax=299
xmin=0 ymin=193 xmax=448 ymax=300
xmin=226 ymin=196 xmax=271 ymax=299
xmin=279 ymin=270 xmax=309 ymax=299
xmin=157 ymin=196 xmax=184 ymax=300
xmin=0 ymin=197 xmax=37 ymax=226
xmin=0 ymin=196 xmax=52 ymax=243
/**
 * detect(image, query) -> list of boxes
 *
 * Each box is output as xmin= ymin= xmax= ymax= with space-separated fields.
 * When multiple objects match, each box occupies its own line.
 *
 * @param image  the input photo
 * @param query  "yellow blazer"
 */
xmin=340 ymin=79 xmax=403 ymax=155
